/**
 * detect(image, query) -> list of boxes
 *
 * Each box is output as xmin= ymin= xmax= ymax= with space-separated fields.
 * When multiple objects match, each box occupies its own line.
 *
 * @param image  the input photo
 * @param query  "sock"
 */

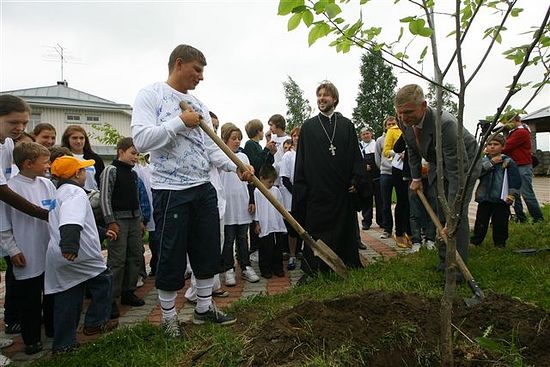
xmin=195 ymin=277 xmax=214 ymax=314
xmin=158 ymin=289 xmax=177 ymax=321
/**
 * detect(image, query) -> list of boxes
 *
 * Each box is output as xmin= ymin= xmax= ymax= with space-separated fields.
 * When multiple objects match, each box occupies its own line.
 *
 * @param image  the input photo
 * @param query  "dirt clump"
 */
xmin=243 ymin=290 xmax=549 ymax=366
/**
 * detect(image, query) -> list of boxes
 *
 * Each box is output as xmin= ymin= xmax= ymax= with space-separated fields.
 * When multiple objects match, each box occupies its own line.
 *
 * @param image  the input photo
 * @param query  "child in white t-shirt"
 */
xmin=46 ymin=156 xmax=118 ymax=354
xmin=219 ymin=124 xmax=259 ymax=285
xmin=5 ymin=142 xmax=55 ymax=355
xmin=254 ymin=165 xmax=287 ymax=278
xmin=279 ymin=127 xmax=301 ymax=270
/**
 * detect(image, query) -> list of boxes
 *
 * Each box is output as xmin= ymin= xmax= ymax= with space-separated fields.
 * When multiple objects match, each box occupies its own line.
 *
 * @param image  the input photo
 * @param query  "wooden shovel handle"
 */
xmin=416 ymin=190 xmax=475 ymax=282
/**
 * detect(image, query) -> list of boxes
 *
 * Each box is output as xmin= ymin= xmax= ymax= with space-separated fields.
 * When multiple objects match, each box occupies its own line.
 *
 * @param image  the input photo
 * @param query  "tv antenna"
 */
xmin=42 ymin=43 xmax=82 ymax=82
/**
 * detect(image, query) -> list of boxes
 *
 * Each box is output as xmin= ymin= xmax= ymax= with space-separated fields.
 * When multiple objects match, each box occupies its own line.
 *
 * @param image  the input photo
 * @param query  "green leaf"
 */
xmin=324 ymin=3 xmax=342 ymax=19
xmin=409 ymin=18 xmax=425 ymax=35
xmin=446 ymin=30 xmax=457 ymax=38
xmin=397 ymin=26 xmax=404 ymax=42
xmin=308 ymin=22 xmax=330 ymax=46
xmin=360 ymin=0 xmax=369 ymax=4
xmin=313 ymin=1 xmax=326 ymax=14
xmin=419 ymin=46 xmax=428 ymax=60
xmin=400 ymin=16 xmax=416 ymax=23
xmin=278 ymin=0 xmax=304 ymax=16
xmin=288 ymin=12 xmax=302 ymax=31
xmin=511 ymin=7 xmax=523 ymax=17
xmin=418 ymin=27 xmax=433 ymax=37
xmin=302 ymin=9 xmax=314 ymax=26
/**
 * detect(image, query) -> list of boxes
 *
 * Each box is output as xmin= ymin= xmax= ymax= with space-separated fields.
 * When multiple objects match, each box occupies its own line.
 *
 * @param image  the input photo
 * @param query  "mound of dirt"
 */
xmin=243 ymin=290 xmax=549 ymax=366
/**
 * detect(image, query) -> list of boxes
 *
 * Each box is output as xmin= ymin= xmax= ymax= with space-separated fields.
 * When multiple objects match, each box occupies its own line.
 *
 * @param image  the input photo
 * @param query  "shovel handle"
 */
xmin=197 ymin=118 xmax=306 ymax=235
xmin=416 ymin=190 xmax=484 ymax=298
xmin=180 ymin=102 xmax=347 ymax=278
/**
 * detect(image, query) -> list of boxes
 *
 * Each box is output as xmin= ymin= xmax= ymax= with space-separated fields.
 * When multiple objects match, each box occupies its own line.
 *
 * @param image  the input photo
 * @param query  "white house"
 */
xmin=1 ymin=81 xmax=132 ymax=158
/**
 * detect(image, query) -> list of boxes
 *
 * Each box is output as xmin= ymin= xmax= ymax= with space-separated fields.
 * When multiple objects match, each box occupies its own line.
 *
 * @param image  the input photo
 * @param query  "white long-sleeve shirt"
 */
xmin=131 ymin=82 xmax=236 ymax=190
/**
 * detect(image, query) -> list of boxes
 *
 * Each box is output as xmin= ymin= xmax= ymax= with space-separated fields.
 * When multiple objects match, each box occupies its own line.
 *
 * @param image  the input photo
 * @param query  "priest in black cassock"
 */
xmin=292 ymin=81 xmax=367 ymax=275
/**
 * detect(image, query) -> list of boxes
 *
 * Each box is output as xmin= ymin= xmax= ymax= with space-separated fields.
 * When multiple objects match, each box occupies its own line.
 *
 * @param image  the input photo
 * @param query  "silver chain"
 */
xmin=317 ymin=114 xmax=337 ymax=146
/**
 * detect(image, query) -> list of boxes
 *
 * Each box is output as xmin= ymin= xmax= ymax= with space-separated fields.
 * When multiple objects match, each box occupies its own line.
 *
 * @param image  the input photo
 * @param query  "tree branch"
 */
xmin=456 ymin=5 xmax=550 ymax=216
xmin=465 ymin=1 xmax=517 ymax=87
xmin=442 ymin=0 xmax=484 ymax=78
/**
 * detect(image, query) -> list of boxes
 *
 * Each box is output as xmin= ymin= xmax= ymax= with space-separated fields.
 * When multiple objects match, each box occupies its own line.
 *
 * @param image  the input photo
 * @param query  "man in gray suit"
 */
xmin=394 ymin=84 xmax=480 ymax=271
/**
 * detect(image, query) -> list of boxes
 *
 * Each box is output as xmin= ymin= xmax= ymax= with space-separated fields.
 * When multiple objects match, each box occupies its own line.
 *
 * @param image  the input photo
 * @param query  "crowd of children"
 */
xmin=0 ymin=76 xmax=542 ymax=363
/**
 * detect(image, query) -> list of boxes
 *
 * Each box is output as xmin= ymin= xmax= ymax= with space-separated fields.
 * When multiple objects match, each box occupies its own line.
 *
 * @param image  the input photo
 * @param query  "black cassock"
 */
xmin=292 ymin=112 xmax=367 ymax=273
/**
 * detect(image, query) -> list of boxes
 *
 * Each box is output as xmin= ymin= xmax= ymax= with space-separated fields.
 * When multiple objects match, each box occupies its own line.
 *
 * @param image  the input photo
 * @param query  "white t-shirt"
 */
xmin=271 ymin=134 xmax=289 ymax=186
xmin=130 ymin=82 xmax=236 ymax=191
xmin=253 ymin=187 xmax=287 ymax=238
xmin=0 ymin=138 xmax=15 ymax=233
xmin=278 ymin=150 xmax=296 ymax=211
xmin=7 ymin=174 xmax=56 ymax=280
xmin=45 ymin=182 xmax=106 ymax=294
xmin=221 ymin=152 xmax=251 ymax=225
xmin=73 ymin=153 xmax=98 ymax=190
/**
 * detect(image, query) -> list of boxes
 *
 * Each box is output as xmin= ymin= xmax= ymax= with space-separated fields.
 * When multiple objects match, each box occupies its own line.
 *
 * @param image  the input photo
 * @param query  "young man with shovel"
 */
xmin=131 ymin=44 xmax=253 ymax=338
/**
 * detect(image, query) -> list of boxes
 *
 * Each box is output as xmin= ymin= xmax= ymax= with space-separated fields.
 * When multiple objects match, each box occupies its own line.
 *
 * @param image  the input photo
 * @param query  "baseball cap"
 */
xmin=51 ymin=156 xmax=95 ymax=179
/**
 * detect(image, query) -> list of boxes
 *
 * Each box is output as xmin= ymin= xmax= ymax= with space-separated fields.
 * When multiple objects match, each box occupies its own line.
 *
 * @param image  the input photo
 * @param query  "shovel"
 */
xmin=513 ymin=247 xmax=550 ymax=255
xmin=416 ymin=190 xmax=484 ymax=306
xmin=179 ymin=101 xmax=348 ymax=278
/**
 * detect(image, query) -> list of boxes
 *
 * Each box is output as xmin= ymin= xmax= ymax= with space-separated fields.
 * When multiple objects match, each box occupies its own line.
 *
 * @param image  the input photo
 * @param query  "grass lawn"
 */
xmin=33 ymin=206 xmax=550 ymax=366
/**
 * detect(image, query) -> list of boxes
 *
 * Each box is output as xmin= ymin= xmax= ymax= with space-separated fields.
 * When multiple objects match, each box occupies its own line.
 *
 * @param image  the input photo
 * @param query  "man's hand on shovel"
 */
xmin=179 ymin=101 xmax=254 ymax=182
xmin=179 ymin=104 xmax=202 ymax=128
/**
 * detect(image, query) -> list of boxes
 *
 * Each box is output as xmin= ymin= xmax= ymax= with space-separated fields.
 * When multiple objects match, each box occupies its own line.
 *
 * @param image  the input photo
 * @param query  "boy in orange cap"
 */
xmin=45 ymin=156 xmax=117 ymax=354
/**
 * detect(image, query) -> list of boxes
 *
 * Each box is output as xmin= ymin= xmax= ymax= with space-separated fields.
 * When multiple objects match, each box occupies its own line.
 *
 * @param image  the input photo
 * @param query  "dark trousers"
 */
xmin=153 ymin=184 xmax=221 ymax=290
xmin=3 ymin=257 xmax=20 ymax=327
xmin=13 ymin=273 xmax=54 ymax=345
xmin=379 ymin=174 xmax=394 ymax=233
xmin=148 ymin=230 xmax=160 ymax=275
xmin=52 ymin=269 xmax=112 ymax=352
xmin=258 ymin=232 xmax=284 ymax=276
xmin=471 ymin=201 xmax=510 ymax=247
xmin=409 ymin=180 xmax=437 ymax=244
xmin=222 ymin=224 xmax=251 ymax=271
xmin=392 ymin=168 xmax=411 ymax=237
xmin=361 ymin=178 xmax=383 ymax=228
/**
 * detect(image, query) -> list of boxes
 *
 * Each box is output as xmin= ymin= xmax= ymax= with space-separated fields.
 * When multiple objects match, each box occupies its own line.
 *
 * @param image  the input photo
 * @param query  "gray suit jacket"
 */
xmin=401 ymin=106 xmax=480 ymax=203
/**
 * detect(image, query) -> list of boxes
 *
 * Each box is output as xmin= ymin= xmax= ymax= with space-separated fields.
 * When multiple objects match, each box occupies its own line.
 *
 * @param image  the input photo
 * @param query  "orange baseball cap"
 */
xmin=51 ymin=156 xmax=95 ymax=179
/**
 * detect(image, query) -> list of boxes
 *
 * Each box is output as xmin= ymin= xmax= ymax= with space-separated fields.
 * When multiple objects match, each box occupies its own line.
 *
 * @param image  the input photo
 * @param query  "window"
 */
xmin=27 ymin=113 xmax=42 ymax=132
xmin=66 ymin=114 xmax=81 ymax=123
xmin=86 ymin=115 xmax=100 ymax=123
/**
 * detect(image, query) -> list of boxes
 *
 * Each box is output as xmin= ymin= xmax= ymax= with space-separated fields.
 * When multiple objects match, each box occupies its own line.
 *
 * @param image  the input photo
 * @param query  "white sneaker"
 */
xmin=0 ymin=338 xmax=13 ymax=349
xmin=224 ymin=269 xmax=236 ymax=286
xmin=136 ymin=276 xmax=144 ymax=288
xmin=249 ymin=250 xmax=259 ymax=262
xmin=162 ymin=316 xmax=184 ymax=339
xmin=0 ymin=354 xmax=12 ymax=367
xmin=409 ymin=243 xmax=421 ymax=253
xmin=241 ymin=266 xmax=260 ymax=283
xmin=425 ymin=240 xmax=436 ymax=250
xmin=380 ymin=231 xmax=391 ymax=239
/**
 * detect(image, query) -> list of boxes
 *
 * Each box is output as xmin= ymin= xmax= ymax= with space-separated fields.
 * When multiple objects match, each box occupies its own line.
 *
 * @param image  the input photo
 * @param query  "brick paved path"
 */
xmin=1 ymin=177 xmax=547 ymax=364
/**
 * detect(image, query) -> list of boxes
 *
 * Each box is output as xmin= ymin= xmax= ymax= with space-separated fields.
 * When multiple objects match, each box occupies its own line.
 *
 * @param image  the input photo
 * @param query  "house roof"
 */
xmin=523 ymin=105 xmax=550 ymax=133
xmin=1 ymin=82 xmax=132 ymax=113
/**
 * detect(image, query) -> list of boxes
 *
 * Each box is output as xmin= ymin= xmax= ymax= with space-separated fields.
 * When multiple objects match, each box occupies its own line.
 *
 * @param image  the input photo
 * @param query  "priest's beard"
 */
xmin=318 ymin=101 xmax=335 ymax=114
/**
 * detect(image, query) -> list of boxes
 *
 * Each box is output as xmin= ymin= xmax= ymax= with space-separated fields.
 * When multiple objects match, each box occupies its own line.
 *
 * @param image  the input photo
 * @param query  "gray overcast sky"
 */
xmin=1 ymin=0 xmax=548 ymax=149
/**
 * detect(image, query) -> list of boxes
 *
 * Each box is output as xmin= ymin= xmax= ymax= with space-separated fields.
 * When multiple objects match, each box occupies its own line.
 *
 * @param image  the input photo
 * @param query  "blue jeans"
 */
xmin=223 ymin=224 xmax=251 ymax=271
xmin=379 ymin=174 xmax=394 ymax=233
xmin=513 ymin=165 xmax=544 ymax=222
xmin=52 ymin=269 xmax=112 ymax=352
xmin=408 ymin=180 xmax=436 ymax=244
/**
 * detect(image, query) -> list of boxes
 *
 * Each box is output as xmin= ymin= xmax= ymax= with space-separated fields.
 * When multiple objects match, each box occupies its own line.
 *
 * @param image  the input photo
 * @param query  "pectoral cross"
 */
xmin=329 ymin=144 xmax=336 ymax=156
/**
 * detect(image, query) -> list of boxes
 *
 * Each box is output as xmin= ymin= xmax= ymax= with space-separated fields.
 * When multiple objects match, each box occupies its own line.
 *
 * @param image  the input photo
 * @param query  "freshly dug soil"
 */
xmin=243 ymin=290 xmax=549 ymax=366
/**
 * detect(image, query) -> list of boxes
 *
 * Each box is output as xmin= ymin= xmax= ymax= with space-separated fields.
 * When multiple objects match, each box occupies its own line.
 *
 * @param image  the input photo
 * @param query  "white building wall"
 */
xmin=27 ymin=106 xmax=131 ymax=146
